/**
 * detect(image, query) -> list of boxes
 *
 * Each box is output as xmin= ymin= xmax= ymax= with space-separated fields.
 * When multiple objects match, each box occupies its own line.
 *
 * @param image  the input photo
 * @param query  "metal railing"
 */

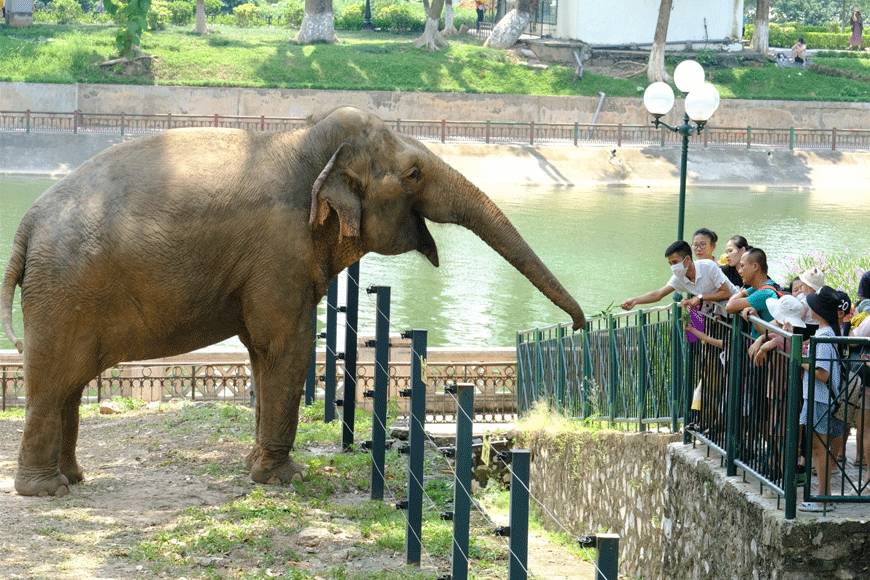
xmin=4 ymin=110 xmax=870 ymax=151
xmin=0 ymin=358 xmax=517 ymax=423
xmin=517 ymin=306 xmax=870 ymax=518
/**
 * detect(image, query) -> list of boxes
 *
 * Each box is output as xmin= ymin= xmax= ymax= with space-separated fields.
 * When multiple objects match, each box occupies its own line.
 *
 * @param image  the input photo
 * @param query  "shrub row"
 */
xmin=744 ymin=22 xmax=869 ymax=50
xmin=32 ymin=0 xmax=477 ymax=33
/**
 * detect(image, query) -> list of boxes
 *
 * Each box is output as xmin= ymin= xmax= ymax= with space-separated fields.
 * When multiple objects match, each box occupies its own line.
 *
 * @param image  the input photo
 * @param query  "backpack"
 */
xmin=760 ymin=281 xmax=785 ymax=298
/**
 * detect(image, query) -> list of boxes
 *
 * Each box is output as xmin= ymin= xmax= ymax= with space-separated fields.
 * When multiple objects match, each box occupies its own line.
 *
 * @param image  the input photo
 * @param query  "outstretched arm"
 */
xmin=621 ymin=285 xmax=674 ymax=311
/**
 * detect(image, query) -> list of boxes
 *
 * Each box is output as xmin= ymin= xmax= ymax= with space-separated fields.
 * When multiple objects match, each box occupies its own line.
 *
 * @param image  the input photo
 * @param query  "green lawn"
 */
xmin=1 ymin=22 xmax=870 ymax=102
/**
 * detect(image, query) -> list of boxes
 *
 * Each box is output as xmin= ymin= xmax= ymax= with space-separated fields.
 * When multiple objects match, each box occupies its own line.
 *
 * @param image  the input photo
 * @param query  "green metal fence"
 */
xmin=517 ymin=305 xmax=870 ymax=519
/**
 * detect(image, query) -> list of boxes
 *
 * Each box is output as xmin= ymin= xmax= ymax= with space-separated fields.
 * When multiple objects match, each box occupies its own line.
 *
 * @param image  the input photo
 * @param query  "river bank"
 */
xmin=3 ymin=130 xmax=870 ymax=190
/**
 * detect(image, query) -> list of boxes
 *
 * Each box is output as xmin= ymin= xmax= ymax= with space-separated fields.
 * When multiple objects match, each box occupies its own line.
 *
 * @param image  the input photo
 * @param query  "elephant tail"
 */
xmin=1 ymin=231 xmax=26 ymax=354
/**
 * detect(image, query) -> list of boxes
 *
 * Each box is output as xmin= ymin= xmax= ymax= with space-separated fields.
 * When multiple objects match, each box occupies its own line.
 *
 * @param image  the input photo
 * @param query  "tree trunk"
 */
xmin=749 ymin=0 xmax=769 ymax=55
xmin=647 ymin=0 xmax=673 ymax=82
xmin=442 ymin=0 xmax=457 ymax=36
xmin=414 ymin=0 xmax=448 ymax=51
xmin=294 ymin=0 xmax=338 ymax=44
xmin=194 ymin=0 xmax=209 ymax=34
xmin=484 ymin=0 xmax=534 ymax=49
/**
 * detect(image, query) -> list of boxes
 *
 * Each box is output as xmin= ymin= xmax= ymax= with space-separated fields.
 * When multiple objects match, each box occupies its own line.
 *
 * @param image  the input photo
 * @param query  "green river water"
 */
xmin=2 ymin=175 xmax=868 ymax=349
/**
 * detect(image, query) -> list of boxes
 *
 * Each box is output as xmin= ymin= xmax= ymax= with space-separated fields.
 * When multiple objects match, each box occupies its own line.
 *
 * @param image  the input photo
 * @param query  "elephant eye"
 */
xmin=406 ymin=167 xmax=422 ymax=181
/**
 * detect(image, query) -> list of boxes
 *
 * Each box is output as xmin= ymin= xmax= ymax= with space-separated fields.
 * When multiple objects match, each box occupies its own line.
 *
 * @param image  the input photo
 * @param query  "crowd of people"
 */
xmin=620 ymin=229 xmax=870 ymax=513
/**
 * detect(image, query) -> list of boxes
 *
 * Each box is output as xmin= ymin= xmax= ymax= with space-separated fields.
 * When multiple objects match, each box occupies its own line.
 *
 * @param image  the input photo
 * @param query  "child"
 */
xmin=798 ymin=286 xmax=845 ymax=512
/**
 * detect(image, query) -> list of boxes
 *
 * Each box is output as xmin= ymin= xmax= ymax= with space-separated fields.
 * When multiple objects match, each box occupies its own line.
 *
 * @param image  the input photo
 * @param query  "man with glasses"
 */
xmin=620 ymin=240 xmax=737 ymax=312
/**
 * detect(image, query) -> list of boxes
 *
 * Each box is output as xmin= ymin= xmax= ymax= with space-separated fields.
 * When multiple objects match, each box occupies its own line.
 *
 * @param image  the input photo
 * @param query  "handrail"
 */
xmin=516 ymin=305 xmax=870 ymax=519
xmin=3 ymin=110 xmax=870 ymax=151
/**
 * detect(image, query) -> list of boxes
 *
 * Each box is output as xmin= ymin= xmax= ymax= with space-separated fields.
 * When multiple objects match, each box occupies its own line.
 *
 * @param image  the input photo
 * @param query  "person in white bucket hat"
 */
xmin=799 ymin=267 xmax=825 ymax=293
xmin=766 ymin=295 xmax=808 ymax=329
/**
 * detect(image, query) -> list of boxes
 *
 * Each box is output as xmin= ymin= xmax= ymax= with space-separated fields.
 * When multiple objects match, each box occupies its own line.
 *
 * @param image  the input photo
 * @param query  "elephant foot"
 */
xmin=248 ymin=448 xmax=305 ymax=485
xmin=60 ymin=460 xmax=85 ymax=485
xmin=15 ymin=468 xmax=70 ymax=497
xmin=244 ymin=445 xmax=262 ymax=471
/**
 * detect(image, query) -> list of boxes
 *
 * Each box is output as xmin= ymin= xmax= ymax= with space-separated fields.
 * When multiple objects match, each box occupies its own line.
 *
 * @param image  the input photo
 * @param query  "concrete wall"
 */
xmin=520 ymin=430 xmax=870 ymax=580
xmin=557 ymin=0 xmax=744 ymax=46
xmin=3 ymin=82 xmax=870 ymax=130
xmin=4 ymin=130 xmax=869 ymax=191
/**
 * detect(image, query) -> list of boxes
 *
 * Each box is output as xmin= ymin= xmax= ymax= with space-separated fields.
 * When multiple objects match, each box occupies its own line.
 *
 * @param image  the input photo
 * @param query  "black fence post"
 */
xmin=369 ymin=285 xmax=390 ymax=501
xmin=305 ymin=308 xmax=317 ymax=406
xmin=508 ymin=449 xmax=530 ymax=580
xmin=451 ymin=381 xmax=475 ymax=580
xmin=404 ymin=329 xmax=427 ymax=566
xmin=324 ymin=277 xmax=338 ymax=423
xmin=342 ymin=261 xmax=360 ymax=449
xmin=595 ymin=534 xmax=620 ymax=580
xmin=726 ymin=316 xmax=746 ymax=476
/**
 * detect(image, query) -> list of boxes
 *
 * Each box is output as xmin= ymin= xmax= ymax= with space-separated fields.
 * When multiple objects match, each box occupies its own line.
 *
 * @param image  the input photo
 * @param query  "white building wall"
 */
xmin=555 ymin=0 xmax=744 ymax=46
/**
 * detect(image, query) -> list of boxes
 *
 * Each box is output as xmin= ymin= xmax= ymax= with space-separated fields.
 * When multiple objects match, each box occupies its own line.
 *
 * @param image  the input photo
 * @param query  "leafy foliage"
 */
xmin=782 ymin=250 xmax=870 ymax=296
xmin=166 ymin=0 xmax=194 ymax=25
xmin=283 ymin=0 xmax=304 ymax=28
xmin=50 ymin=0 xmax=85 ymax=24
xmin=232 ymin=2 xmax=259 ymax=27
xmin=104 ymin=0 xmax=152 ymax=57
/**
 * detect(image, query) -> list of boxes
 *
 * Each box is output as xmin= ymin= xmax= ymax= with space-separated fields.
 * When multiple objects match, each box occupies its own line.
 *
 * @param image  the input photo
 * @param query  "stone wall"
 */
xmin=519 ymin=429 xmax=680 ymax=580
xmin=664 ymin=444 xmax=870 ymax=580
xmin=518 ymin=430 xmax=870 ymax=580
xmin=3 ymin=82 xmax=870 ymax=129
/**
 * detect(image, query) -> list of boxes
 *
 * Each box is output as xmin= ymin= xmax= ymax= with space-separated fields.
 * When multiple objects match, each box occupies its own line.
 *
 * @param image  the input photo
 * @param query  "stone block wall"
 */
xmin=518 ymin=430 xmax=870 ymax=580
xmin=518 ymin=429 xmax=680 ymax=580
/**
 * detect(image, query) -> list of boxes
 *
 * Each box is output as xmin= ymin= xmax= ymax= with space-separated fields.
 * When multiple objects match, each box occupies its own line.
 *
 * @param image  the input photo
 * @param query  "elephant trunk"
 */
xmin=423 ymin=161 xmax=586 ymax=331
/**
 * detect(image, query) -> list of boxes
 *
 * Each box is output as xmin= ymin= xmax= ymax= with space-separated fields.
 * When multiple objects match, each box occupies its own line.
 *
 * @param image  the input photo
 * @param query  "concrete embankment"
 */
xmin=2 ymin=130 xmax=869 ymax=190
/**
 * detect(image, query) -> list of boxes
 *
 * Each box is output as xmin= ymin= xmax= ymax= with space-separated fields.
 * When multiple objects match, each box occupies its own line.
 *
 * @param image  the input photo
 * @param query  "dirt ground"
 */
xmin=0 ymin=401 xmax=597 ymax=580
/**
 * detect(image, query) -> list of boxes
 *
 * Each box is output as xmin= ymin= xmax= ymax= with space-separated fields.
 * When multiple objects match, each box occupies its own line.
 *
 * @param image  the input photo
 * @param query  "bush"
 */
xmin=375 ymin=2 xmax=422 ymax=32
xmin=51 ymin=0 xmax=85 ymax=24
xmin=283 ymin=0 xmax=304 ymax=27
xmin=233 ymin=2 xmax=259 ymax=27
xmin=337 ymin=2 xmax=364 ymax=29
xmin=167 ymin=0 xmax=193 ymax=25
xmin=148 ymin=0 xmax=171 ymax=29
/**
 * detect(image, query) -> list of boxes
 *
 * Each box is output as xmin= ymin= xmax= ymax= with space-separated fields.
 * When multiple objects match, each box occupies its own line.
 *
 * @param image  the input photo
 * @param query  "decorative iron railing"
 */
xmin=0 ymin=358 xmax=517 ymax=423
xmin=517 ymin=305 xmax=870 ymax=519
xmin=3 ymin=110 xmax=870 ymax=151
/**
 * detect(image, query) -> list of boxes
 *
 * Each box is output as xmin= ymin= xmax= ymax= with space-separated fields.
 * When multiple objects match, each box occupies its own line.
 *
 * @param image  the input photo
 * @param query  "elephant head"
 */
xmin=306 ymin=107 xmax=586 ymax=330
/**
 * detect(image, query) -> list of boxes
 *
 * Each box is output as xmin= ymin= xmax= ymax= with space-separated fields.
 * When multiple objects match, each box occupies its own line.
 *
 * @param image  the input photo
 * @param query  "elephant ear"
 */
xmin=309 ymin=143 xmax=361 ymax=241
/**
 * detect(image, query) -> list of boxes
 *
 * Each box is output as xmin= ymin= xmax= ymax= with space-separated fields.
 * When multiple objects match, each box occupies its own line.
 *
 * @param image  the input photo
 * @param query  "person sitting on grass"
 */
xmin=791 ymin=37 xmax=807 ymax=67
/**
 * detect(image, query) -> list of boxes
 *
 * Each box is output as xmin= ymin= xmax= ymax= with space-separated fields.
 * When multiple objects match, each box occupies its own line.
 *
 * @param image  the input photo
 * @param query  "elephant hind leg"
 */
xmin=16 ymin=354 xmax=98 ymax=497
xmin=59 ymin=387 xmax=86 ymax=485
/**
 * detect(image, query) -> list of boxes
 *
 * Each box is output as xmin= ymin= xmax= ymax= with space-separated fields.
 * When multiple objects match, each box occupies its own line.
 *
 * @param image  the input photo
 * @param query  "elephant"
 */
xmin=1 ymin=106 xmax=585 ymax=497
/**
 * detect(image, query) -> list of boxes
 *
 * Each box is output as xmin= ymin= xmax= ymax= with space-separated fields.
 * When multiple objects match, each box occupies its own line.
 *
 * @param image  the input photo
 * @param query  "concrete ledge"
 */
xmin=3 ymin=130 xmax=869 ymax=190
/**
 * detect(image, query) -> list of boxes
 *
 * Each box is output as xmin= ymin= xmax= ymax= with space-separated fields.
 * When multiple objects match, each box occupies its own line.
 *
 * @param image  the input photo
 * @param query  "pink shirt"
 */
xmin=853 ymin=317 xmax=870 ymax=338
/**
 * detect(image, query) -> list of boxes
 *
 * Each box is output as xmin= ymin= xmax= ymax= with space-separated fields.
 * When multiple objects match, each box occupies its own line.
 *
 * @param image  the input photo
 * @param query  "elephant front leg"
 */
xmin=244 ymin=331 xmax=313 ymax=485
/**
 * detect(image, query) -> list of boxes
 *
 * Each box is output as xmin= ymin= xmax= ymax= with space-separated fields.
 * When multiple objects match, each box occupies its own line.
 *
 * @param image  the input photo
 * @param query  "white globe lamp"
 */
xmin=685 ymin=82 xmax=720 ymax=123
xmin=674 ymin=60 xmax=705 ymax=94
xmin=643 ymin=82 xmax=675 ymax=118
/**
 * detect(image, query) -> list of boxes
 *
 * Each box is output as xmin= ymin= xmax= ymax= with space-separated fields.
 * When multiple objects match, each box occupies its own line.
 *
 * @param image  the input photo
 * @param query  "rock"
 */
xmin=100 ymin=401 xmax=123 ymax=415
xmin=298 ymin=527 xmax=332 ymax=548
xmin=519 ymin=48 xmax=537 ymax=59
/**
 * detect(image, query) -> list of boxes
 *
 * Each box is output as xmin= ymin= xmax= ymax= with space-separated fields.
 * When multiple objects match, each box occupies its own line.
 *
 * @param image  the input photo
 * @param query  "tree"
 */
xmin=194 ymin=0 xmax=210 ymax=34
xmin=442 ymin=0 xmax=458 ymax=36
xmin=104 ymin=0 xmax=151 ymax=58
xmin=295 ymin=0 xmax=338 ymax=44
xmin=769 ymin=0 xmax=839 ymax=26
xmin=485 ymin=0 xmax=537 ymax=49
xmin=647 ymin=0 xmax=672 ymax=82
xmin=415 ymin=0 xmax=448 ymax=51
xmin=750 ymin=0 xmax=770 ymax=55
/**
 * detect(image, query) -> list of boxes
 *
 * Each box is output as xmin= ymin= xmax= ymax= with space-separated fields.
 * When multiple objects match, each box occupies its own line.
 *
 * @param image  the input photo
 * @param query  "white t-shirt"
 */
xmin=667 ymin=259 xmax=736 ymax=298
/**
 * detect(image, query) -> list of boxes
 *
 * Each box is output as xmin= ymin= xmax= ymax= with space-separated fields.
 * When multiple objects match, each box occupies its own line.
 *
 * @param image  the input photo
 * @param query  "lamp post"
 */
xmin=364 ymin=0 xmax=372 ymax=29
xmin=643 ymin=60 xmax=720 ymax=242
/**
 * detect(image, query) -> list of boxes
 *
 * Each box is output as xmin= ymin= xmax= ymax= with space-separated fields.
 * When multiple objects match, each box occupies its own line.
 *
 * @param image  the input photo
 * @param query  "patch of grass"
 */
xmin=0 ymin=407 xmax=26 ymax=419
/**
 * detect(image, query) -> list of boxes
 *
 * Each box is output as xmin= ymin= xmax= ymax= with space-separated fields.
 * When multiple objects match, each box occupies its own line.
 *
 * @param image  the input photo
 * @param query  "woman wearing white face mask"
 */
xmin=620 ymin=240 xmax=737 ymax=312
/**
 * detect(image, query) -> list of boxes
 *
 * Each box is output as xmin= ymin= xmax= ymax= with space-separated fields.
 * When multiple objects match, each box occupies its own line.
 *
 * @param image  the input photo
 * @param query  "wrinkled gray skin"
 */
xmin=1 ymin=107 xmax=585 ymax=497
